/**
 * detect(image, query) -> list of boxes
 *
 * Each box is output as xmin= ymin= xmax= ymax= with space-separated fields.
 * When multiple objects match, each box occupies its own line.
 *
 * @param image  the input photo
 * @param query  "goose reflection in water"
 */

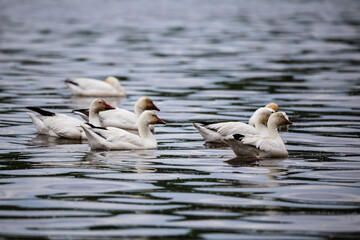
xmin=30 ymin=134 xmax=84 ymax=147
xmin=70 ymin=95 xmax=125 ymax=107
xmin=225 ymin=156 xmax=288 ymax=181
xmin=83 ymin=149 xmax=158 ymax=173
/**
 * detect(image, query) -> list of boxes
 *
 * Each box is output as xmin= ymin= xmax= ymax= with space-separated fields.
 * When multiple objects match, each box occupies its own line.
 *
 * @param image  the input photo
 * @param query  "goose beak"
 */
xmin=157 ymin=117 xmax=166 ymax=124
xmin=285 ymin=119 xmax=293 ymax=125
xmin=152 ymin=103 xmax=160 ymax=111
xmin=104 ymin=102 xmax=116 ymax=110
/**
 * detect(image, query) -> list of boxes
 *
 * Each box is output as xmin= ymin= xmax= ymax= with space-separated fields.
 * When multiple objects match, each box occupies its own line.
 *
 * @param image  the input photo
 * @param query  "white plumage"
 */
xmin=26 ymin=99 xmax=115 ymax=139
xmin=248 ymin=102 xmax=279 ymax=126
xmin=65 ymin=76 xmax=126 ymax=97
xmin=193 ymin=108 xmax=274 ymax=143
xmin=82 ymin=111 xmax=166 ymax=150
xmin=223 ymin=112 xmax=292 ymax=158
xmin=73 ymin=97 xmax=160 ymax=130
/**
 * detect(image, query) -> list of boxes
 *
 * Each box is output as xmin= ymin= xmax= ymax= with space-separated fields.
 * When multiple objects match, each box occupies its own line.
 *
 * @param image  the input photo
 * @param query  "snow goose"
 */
xmin=81 ymin=110 xmax=166 ymax=150
xmin=193 ymin=108 xmax=274 ymax=143
xmin=223 ymin=112 xmax=292 ymax=158
xmin=26 ymin=99 xmax=115 ymax=139
xmin=248 ymin=102 xmax=279 ymax=127
xmin=73 ymin=96 xmax=160 ymax=130
xmin=65 ymin=76 xmax=126 ymax=97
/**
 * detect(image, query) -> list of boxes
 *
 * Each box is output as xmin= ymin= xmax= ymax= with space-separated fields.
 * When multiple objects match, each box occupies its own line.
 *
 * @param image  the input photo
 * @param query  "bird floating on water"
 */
xmin=223 ymin=112 xmax=292 ymax=158
xmin=65 ymin=76 xmax=126 ymax=97
xmin=72 ymin=96 xmax=160 ymax=131
xmin=81 ymin=110 xmax=166 ymax=150
xmin=26 ymin=99 xmax=115 ymax=139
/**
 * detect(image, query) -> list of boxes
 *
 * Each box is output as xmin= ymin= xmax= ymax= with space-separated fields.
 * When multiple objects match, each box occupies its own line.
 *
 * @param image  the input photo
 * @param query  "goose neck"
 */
xmin=254 ymin=120 xmax=267 ymax=133
xmin=137 ymin=120 xmax=155 ymax=141
xmin=134 ymin=104 xmax=143 ymax=118
xmin=115 ymin=84 xmax=125 ymax=92
xmin=267 ymin=122 xmax=279 ymax=138
xmin=89 ymin=110 xmax=101 ymax=126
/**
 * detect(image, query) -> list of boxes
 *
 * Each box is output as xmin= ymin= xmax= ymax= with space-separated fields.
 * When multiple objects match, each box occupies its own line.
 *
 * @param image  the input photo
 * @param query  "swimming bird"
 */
xmin=223 ymin=112 xmax=292 ymax=158
xmin=26 ymin=99 xmax=115 ymax=139
xmin=81 ymin=110 xmax=166 ymax=150
xmin=73 ymin=96 xmax=160 ymax=130
xmin=65 ymin=76 xmax=126 ymax=97
xmin=193 ymin=108 xmax=274 ymax=143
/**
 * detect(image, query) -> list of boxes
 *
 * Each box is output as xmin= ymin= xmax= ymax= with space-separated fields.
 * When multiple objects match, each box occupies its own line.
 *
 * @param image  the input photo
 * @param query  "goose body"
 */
xmin=26 ymin=99 xmax=115 ymax=139
xmin=81 ymin=111 xmax=166 ymax=150
xmin=73 ymin=97 xmax=160 ymax=130
xmin=223 ymin=112 xmax=292 ymax=158
xmin=193 ymin=108 xmax=274 ymax=143
xmin=65 ymin=76 xmax=126 ymax=97
xmin=27 ymin=109 xmax=87 ymax=139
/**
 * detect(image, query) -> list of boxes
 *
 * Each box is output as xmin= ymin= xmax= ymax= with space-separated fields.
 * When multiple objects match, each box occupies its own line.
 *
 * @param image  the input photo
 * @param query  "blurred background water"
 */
xmin=0 ymin=0 xmax=360 ymax=239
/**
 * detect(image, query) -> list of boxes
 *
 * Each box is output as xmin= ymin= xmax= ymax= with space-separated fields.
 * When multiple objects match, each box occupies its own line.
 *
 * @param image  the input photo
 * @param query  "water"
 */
xmin=0 ymin=0 xmax=360 ymax=239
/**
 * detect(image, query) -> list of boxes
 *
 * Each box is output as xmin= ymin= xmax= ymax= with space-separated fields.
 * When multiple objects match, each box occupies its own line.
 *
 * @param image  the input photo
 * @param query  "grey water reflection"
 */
xmin=1 ymin=0 xmax=360 ymax=239
xmin=70 ymin=95 xmax=126 ymax=107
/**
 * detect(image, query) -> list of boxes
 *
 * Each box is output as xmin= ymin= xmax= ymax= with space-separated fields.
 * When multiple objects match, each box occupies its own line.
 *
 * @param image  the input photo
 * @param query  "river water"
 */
xmin=0 ymin=0 xmax=360 ymax=239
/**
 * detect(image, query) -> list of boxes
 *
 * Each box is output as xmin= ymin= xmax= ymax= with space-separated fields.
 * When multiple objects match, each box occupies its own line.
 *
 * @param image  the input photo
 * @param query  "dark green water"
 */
xmin=0 ymin=0 xmax=360 ymax=239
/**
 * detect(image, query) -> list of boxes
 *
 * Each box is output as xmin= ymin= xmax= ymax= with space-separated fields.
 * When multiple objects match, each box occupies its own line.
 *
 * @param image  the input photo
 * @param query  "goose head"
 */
xmin=138 ymin=110 xmax=166 ymax=126
xmin=265 ymin=102 xmax=279 ymax=112
xmin=104 ymin=76 xmax=125 ymax=92
xmin=268 ymin=112 xmax=293 ymax=127
xmin=105 ymin=76 xmax=120 ymax=87
xmin=135 ymin=97 xmax=160 ymax=116
xmin=90 ymin=98 xmax=115 ymax=113
xmin=257 ymin=108 xmax=275 ymax=126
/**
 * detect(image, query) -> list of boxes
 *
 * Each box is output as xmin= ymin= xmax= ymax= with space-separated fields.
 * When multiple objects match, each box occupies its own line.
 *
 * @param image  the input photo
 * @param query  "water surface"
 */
xmin=0 ymin=0 xmax=360 ymax=239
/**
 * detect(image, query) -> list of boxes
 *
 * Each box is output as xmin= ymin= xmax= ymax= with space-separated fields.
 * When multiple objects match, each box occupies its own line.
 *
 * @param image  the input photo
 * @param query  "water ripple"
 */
xmin=0 ymin=0 xmax=359 ymax=239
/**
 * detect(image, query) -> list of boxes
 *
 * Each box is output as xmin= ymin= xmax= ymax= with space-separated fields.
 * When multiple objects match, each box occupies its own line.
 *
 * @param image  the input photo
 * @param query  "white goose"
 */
xmin=248 ymin=102 xmax=279 ymax=127
xmin=193 ymin=108 xmax=274 ymax=143
xmin=26 ymin=99 xmax=115 ymax=139
xmin=223 ymin=112 xmax=292 ymax=158
xmin=81 ymin=110 xmax=166 ymax=150
xmin=65 ymin=76 xmax=126 ymax=97
xmin=73 ymin=97 xmax=160 ymax=130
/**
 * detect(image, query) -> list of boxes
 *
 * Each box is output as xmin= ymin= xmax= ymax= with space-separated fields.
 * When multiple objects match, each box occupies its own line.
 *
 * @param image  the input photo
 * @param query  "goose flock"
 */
xmin=27 ymin=76 xmax=292 ymax=159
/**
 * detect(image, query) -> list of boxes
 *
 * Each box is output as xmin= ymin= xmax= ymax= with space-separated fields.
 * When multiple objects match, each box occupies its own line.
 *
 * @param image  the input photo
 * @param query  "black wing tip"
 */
xmin=72 ymin=108 xmax=89 ymax=114
xmin=85 ymin=122 xmax=107 ymax=130
xmin=26 ymin=106 xmax=36 ymax=111
xmin=198 ymin=121 xmax=217 ymax=126
xmin=26 ymin=107 xmax=56 ymax=116
xmin=64 ymin=78 xmax=78 ymax=86
xmin=233 ymin=134 xmax=244 ymax=141
xmin=84 ymin=123 xmax=107 ymax=139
